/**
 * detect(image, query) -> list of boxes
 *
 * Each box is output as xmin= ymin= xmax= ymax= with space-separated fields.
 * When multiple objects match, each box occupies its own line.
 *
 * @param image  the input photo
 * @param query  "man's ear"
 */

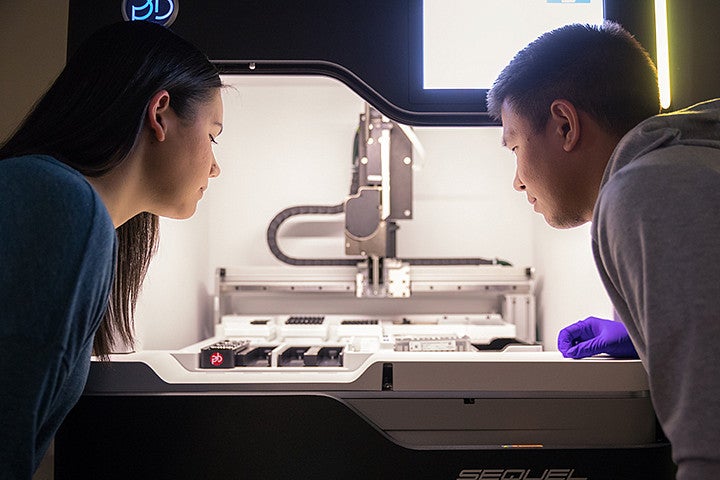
xmin=146 ymin=90 xmax=171 ymax=142
xmin=549 ymin=99 xmax=580 ymax=152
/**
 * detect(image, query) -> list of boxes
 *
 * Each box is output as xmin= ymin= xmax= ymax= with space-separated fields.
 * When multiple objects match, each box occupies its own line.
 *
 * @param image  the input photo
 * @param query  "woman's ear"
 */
xmin=146 ymin=90 xmax=171 ymax=142
xmin=550 ymin=99 xmax=580 ymax=152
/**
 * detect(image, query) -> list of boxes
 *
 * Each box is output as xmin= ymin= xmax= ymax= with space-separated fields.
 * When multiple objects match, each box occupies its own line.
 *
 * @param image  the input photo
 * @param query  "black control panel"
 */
xmin=199 ymin=340 xmax=344 ymax=368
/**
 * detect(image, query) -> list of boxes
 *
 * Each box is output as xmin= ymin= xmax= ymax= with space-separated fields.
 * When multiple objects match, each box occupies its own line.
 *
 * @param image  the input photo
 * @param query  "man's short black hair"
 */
xmin=487 ymin=21 xmax=660 ymax=137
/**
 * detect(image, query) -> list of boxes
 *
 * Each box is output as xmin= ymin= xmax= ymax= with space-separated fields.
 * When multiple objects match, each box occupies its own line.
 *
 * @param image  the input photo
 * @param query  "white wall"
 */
xmin=134 ymin=75 xmax=612 ymax=350
xmin=531 ymin=218 xmax=613 ymax=345
xmin=133 ymin=212 xmax=212 ymax=349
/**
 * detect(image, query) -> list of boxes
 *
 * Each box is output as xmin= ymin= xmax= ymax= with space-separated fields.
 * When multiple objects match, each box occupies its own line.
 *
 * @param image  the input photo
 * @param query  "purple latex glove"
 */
xmin=557 ymin=316 xmax=639 ymax=359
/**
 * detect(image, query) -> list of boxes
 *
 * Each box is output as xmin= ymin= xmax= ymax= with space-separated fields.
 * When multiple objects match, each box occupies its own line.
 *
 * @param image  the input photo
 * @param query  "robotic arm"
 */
xmin=345 ymin=104 xmax=414 ymax=297
xmin=266 ymin=103 xmax=509 ymax=298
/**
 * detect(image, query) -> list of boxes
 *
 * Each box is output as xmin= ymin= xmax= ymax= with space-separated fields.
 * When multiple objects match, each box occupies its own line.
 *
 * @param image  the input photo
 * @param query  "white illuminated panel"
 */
xmin=423 ymin=0 xmax=604 ymax=89
xmin=654 ymin=0 xmax=671 ymax=108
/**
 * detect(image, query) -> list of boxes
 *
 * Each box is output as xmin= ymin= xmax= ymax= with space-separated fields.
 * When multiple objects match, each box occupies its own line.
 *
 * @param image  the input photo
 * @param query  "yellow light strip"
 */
xmin=655 ymin=0 xmax=671 ymax=109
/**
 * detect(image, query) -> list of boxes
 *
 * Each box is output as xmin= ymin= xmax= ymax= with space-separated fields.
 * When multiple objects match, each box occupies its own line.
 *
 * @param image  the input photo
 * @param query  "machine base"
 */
xmin=56 ymin=394 xmax=675 ymax=480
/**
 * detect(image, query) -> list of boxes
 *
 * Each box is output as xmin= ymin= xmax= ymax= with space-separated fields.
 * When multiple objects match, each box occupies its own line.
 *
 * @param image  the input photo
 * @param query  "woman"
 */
xmin=0 ymin=21 xmax=223 ymax=478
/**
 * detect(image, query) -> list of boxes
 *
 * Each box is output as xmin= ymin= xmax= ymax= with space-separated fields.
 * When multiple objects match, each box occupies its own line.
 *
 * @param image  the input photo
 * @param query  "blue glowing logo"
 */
xmin=122 ymin=0 xmax=178 ymax=26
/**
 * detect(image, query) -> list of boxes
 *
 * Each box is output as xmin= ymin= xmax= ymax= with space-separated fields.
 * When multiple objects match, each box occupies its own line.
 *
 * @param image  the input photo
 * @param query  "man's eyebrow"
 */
xmin=500 ymin=126 xmax=515 ymax=148
xmin=214 ymin=122 xmax=224 ymax=135
xmin=501 ymin=132 xmax=510 ymax=147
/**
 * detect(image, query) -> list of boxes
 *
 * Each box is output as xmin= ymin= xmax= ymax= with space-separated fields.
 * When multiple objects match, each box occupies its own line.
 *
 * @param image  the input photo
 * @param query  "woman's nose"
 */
xmin=513 ymin=170 xmax=526 ymax=191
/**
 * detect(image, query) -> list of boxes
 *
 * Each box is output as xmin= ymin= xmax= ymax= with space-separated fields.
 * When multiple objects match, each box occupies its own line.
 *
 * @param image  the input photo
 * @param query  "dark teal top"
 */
xmin=0 ymin=155 xmax=116 ymax=479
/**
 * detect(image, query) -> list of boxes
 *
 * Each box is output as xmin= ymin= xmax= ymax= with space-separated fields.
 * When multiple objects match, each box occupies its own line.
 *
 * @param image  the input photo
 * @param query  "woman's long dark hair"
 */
xmin=0 ymin=21 xmax=222 ymax=357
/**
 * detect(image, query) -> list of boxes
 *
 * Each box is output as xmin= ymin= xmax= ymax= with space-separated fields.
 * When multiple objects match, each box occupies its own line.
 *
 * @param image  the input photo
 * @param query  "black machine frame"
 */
xmin=68 ymin=0 xmax=657 ymax=126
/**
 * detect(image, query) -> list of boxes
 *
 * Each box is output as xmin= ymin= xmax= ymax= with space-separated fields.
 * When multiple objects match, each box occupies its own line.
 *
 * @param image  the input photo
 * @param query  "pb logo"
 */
xmin=122 ymin=0 xmax=178 ymax=27
xmin=210 ymin=352 xmax=224 ymax=367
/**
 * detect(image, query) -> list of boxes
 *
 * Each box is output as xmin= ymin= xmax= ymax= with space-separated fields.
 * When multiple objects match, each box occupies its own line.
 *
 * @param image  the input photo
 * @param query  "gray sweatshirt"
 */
xmin=592 ymin=99 xmax=720 ymax=479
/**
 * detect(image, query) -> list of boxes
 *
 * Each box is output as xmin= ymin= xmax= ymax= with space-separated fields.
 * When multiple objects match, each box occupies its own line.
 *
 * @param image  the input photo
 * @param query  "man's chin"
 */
xmin=542 ymin=211 xmax=589 ymax=230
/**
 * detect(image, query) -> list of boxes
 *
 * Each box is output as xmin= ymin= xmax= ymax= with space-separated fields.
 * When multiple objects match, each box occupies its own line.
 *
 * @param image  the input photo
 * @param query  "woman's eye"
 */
xmin=209 ymin=134 xmax=218 ymax=145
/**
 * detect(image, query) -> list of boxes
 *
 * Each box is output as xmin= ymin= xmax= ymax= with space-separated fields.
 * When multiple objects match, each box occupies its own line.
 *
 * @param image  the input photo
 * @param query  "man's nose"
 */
xmin=209 ymin=159 xmax=221 ymax=178
xmin=513 ymin=170 xmax=526 ymax=191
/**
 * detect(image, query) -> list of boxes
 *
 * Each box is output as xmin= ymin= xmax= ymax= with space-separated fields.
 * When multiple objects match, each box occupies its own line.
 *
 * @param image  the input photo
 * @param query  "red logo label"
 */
xmin=210 ymin=352 xmax=224 ymax=366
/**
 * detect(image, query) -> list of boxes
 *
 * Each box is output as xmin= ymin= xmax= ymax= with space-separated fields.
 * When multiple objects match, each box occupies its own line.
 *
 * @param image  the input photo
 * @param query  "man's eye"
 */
xmin=209 ymin=134 xmax=218 ymax=145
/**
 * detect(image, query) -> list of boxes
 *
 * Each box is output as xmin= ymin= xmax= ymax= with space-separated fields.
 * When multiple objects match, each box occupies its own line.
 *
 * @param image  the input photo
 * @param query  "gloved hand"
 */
xmin=557 ymin=316 xmax=639 ymax=359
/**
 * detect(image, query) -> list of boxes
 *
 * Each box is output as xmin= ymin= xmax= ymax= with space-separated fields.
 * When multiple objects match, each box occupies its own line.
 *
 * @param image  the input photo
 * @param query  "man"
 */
xmin=487 ymin=21 xmax=720 ymax=479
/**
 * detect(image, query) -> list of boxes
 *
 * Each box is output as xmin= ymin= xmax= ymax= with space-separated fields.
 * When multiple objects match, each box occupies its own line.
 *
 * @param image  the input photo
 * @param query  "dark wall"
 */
xmin=667 ymin=0 xmax=720 ymax=109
